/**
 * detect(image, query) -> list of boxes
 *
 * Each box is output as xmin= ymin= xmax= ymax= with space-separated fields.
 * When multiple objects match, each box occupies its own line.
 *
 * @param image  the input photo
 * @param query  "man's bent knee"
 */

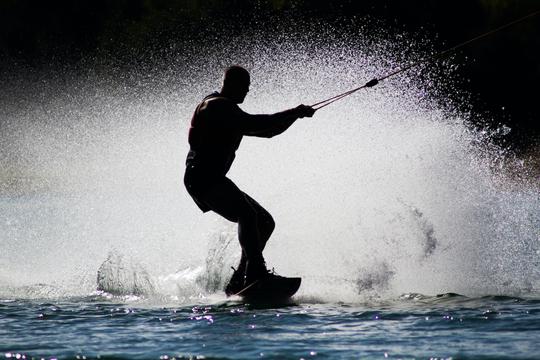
xmin=238 ymin=207 xmax=258 ymax=224
xmin=261 ymin=214 xmax=275 ymax=236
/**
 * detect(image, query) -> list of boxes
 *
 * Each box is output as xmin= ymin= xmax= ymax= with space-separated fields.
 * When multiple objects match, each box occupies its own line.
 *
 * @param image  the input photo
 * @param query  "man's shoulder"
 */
xmin=201 ymin=93 xmax=238 ymax=112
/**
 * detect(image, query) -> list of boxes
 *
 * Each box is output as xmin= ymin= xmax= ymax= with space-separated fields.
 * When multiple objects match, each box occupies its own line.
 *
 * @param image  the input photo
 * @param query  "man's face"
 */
xmin=234 ymin=80 xmax=250 ymax=104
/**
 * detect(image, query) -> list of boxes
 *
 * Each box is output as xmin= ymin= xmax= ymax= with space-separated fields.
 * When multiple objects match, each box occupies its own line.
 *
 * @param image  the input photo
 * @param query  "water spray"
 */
xmin=2 ymin=12 xmax=539 ymax=300
xmin=312 ymin=9 xmax=540 ymax=110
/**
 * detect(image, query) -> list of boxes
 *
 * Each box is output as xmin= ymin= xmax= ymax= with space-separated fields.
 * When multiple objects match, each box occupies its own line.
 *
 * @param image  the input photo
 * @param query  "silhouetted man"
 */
xmin=184 ymin=65 xmax=315 ymax=295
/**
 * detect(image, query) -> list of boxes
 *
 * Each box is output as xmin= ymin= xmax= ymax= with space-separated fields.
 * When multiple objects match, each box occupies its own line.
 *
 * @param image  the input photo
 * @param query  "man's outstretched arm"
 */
xmin=237 ymin=105 xmax=315 ymax=138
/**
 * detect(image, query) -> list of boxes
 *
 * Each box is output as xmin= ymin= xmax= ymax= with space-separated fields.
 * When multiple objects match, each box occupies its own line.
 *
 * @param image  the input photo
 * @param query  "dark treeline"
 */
xmin=1 ymin=0 xmax=539 ymax=150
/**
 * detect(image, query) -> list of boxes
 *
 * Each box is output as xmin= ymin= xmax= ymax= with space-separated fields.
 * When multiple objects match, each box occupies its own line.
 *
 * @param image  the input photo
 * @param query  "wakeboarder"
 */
xmin=184 ymin=65 xmax=314 ymax=296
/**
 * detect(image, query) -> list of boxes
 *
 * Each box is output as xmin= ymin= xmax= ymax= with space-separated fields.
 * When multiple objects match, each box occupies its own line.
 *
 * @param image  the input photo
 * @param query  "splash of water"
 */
xmin=0 ymin=21 xmax=538 ymax=303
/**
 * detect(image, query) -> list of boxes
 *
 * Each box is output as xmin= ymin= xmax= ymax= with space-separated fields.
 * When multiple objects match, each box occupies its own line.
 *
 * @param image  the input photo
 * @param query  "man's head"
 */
xmin=221 ymin=65 xmax=250 ymax=104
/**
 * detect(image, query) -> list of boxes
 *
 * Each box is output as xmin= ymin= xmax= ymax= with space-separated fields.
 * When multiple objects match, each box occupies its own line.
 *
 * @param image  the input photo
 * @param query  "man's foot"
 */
xmin=243 ymin=261 xmax=289 ymax=287
xmin=224 ymin=266 xmax=245 ymax=296
xmin=265 ymin=267 xmax=287 ymax=281
xmin=243 ymin=260 xmax=269 ymax=287
xmin=226 ymin=259 xmax=288 ymax=296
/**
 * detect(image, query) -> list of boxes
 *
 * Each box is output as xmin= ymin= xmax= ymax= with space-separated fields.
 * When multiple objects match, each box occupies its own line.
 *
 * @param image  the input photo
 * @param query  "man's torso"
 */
xmin=187 ymin=92 xmax=244 ymax=178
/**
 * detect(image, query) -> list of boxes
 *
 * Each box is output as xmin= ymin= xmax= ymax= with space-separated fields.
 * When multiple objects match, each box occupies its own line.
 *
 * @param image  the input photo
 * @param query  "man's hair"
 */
xmin=223 ymin=65 xmax=250 ymax=86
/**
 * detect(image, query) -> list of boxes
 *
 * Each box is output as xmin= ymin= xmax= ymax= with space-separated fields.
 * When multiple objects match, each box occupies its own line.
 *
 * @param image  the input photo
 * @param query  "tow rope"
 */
xmin=311 ymin=9 xmax=540 ymax=110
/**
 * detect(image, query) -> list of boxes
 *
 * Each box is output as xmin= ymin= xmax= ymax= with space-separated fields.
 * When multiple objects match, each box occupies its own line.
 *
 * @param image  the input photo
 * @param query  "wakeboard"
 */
xmin=234 ymin=276 xmax=301 ymax=303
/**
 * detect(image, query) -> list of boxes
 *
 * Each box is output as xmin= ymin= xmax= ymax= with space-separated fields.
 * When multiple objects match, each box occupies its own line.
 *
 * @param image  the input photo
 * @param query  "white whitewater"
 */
xmin=1 ymin=26 xmax=538 ymax=303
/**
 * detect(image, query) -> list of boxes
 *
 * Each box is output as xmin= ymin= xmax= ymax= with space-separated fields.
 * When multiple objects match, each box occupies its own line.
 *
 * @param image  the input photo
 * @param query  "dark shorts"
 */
xmin=184 ymin=168 xmax=264 ymax=223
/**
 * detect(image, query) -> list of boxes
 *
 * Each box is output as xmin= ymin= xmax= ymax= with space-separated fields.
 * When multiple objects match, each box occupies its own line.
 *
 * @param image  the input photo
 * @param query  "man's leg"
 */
xmin=233 ymin=195 xmax=274 ymax=284
xmin=237 ymin=194 xmax=278 ymax=285
xmin=243 ymin=194 xmax=275 ymax=251
xmin=199 ymin=178 xmax=268 ymax=289
xmin=229 ymin=196 xmax=275 ymax=271
xmin=197 ymin=179 xmax=275 ymax=256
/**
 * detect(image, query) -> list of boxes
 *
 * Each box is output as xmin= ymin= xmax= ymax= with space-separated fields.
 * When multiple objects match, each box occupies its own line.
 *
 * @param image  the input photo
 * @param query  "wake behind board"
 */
xmin=234 ymin=276 xmax=301 ymax=303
